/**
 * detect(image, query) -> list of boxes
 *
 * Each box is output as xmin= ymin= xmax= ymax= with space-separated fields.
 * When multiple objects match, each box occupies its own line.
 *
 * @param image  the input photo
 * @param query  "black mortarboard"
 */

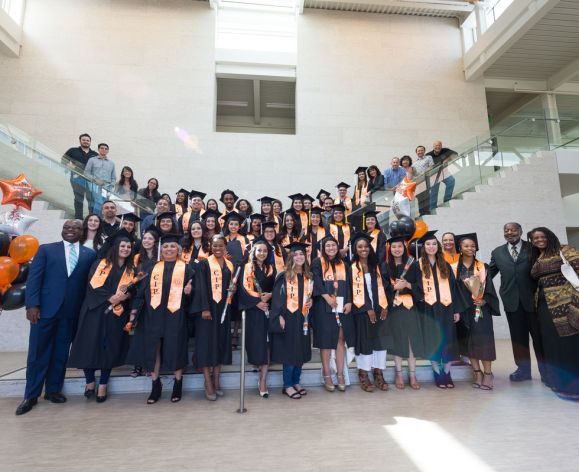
xmin=283 ymin=209 xmax=300 ymax=220
xmin=176 ymin=189 xmax=190 ymax=198
xmin=101 ymin=228 xmax=134 ymax=254
xmin=332 ymin=203 xmax=346 ymax=213
xmin=387 ymin=235 xmax=408 ymax=244
xmin=284 ymin=241 xmax=310 ymax=253
xmin=336 ymin=182 xmax=351 ymax=189
xmin=220 ymin=189 xmax=239 ymax=203
xmin=316 ymin=189 xmax=331 ymax=200
xmin=350 ymin=231 xmax=373 ymax=246
xmin=417 ymin=230 xmax=438 ymax=244
xmin=249 ymin=213 xmax=266 ymax=222
xmin=354 ymin=166 xmax=368 ymax=174
xmin=288 ymin=193 xmax=304 ymax=201
xmin=261 ymin=221 xmax=277 ymax=231
xmin=156 ymin=211 xmax=176 ymax=221
xmin=160 ymin=233 xmax=182 ymax=245
xmin=223 ymin=211 xmax=244 ymax=223
xmin=120 ymin=212 xmax=141 ymax=223
xmin=201 ymin=209 xmax=221 ymax=220
xmin=310 ymin=207 xmax=323 ymax=215
xmin=455 ymin=232 xmax=479 ymax=252
xmin=189 ymin=190 xmax=207 ymax=200
xmin=363 ymin=210 xmax=379 ymax=220
xmin=302 ymin=194 xmax=315 ymax=203
xmin=143 ymin=225 xmax=162 ymax=240
xmin=258 ymin=196 xmax=275 ymax=204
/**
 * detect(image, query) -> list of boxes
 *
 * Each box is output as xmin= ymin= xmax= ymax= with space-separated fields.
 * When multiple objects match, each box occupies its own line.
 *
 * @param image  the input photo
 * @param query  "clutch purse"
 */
xmin=560 ymin=251 xmax=579 ymax=291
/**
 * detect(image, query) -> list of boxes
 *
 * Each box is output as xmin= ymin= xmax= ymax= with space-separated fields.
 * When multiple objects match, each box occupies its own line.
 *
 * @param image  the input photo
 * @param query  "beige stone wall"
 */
xmin=0 ymin=0 xmax=489 ymax=206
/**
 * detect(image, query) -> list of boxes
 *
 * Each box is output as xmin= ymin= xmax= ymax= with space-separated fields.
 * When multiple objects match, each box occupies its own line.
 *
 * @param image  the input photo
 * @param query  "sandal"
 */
xmin=373 ymin=368 xmax=389 ymax=391
xmin=480 ymin=371 xmax=494 ymax=391
xmin=358 ymin=369 xmax=374 ymax=392
xmin=472 ymin=369 xmax=483 ymax=389
xmin=283 ymin=387 xmax=301 ymax=399
xmin=130 ymin=366 xmax=144 ymax=378
xmin=294 ymin=384 xmax=307 ymax=396
xmin=395 ymin=369 xmax=405 ymax=390
xmin=171 ymin=378 xmax=183 ymax=403
xmin=323 ymin=375 xmax=335 ymax=392
xmin=336 ymin=374 xmax=346 ymax=392
xmin=444 ymin=371 xmax=455 ymax=389
xmin=409 ymin=370 xmax=420 ymax=390
xmin=433 ymin=369 xmax=446 ymax=389
xmin=147 ymin=378 xmax=162 ymax=404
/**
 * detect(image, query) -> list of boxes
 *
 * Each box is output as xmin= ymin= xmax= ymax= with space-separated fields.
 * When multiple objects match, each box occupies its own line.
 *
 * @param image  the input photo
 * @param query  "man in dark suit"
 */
xmin=15 ymin=220 xmax=96 ymax=415
xmin=489 ymin=222 xmax=544 ymax=382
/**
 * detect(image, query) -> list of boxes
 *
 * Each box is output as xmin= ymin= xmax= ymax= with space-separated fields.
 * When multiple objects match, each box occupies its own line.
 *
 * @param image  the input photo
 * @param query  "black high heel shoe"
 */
xmin=84 ymin=385 xmax=95 ymax=399
xmin=433 ymin=370 xmax=446 ymax=389
xmin=171 ymin=378 xmax=183 ymax=403
xmin=147 ymin=378 xmax=162 ymax=404
xmin=444 ymin=371 xmax=455 ymax=389
xmin=96 ymin=385 xmax=108 ymax=403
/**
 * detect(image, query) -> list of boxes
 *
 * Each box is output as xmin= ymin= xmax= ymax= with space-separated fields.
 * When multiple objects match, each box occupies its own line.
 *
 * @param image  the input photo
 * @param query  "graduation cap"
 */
xmin=336 ymin=182 xmax=351 ymax=189
xmin=201 ymin=209 xmax=221 ymax=221
xmin=387 ymin=235 xmax=408 ymax=244
xmin=284 ymin=241 xmax=310 ymax=253
xmin=332 ymin=203 xmax=346 ymax=213
xmin=310 ymin=207 xmax=323 ymax=215
xmin=143 ymin=225 xmax=162 ymax=240
xmin=119 ymin=212 xmax=141 ymax=224
xmin=261 ymin=221 xmax=277 ymax=231
xmin=283 ymin=208 xmax=300 ymax=220
xmin=288 ymin=193 xmax=304 ymax=202
xmin=417 ymin=230 xmax=438 ymax=244
xmin=258 ymin=196 xmax=275 ymax=205
xmin=156 ymin=211 xmax=176 ymax=221
xmin=316 ymin=189 xmax=331 ymax=200
xmin=189 ymin=189 xmax=206 ymax=200
xmin=176 ymin=188 xmax=190 ymax=199
xmin=223 ymin=211 xmax=244 ymax=223
xmin=160 ymin=233 xmax=182 ymax=245
xmin=220 ymin=189 xmax=239 ymax=203
xmin=249 ymin=213 xmax=266 ymax=222
xmin=354 ymin=166 xmax=368 ymax=174
xmin=101 ymin=228 xmax=134 ymax=254
xmin=455 ymin=232 xmax=479 ymax=252
xmin=363 ymin=210 xmax=379 ymax=220
xmin=350 ymin=231 xmax=374 ymax=248
xmin=302 ymin=194 xmax=315 ymax=203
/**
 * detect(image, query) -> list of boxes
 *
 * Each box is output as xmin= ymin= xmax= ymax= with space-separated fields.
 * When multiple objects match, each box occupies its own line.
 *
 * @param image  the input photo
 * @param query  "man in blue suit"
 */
xmin=16 ymin=220 xmax=96 ymax=415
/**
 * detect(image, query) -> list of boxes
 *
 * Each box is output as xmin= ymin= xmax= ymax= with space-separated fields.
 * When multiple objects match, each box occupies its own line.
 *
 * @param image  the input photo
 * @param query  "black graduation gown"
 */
xmin=454 ymin=261 xmax=500 ymax=361
xmin=69 ymin=261 xmax=131 ymax=369
xmin=310 ymin=258 xmax=355 ymax=349
xmin=126 ymin=261 xmax=193 ymax=372
xmin=418 ymin=262 xmax=460 ymax=363
xmin=350 ymin=264 xmax=392 ymax=355
xmin=305 ymin=227 xmax=327 ymax=261
xmin=238 ymin=264 xmax=276 ymax=366
xmin=190 ymin=258 xmax=233 ymax=368
xmin=383 ymin=261 xmax=425 ymax=358
xmin=226 ymin=235 xmax=248 ymax=323
xmin=269 ymin=273 xmax=312 ymax=366
xmin=368 ymin=230 xmax=387 ymax=264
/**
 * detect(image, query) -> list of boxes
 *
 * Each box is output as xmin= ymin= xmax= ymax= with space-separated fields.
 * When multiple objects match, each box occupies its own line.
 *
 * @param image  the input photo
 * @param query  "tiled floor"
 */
xmin=1 ymin=340 xmax=578 ymax=471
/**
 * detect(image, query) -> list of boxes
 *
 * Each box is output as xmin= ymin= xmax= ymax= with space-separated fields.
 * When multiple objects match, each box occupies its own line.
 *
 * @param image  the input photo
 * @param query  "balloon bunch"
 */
xmin=388 ymin=216 xmax=429 ymax=258
xmin=0 ymin=174 xmax=42 ymax=313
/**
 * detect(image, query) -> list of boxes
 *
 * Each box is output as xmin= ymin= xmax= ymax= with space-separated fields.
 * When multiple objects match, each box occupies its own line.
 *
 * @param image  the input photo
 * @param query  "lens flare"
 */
xmin=174 ymin=127 xmax=202 ymax=154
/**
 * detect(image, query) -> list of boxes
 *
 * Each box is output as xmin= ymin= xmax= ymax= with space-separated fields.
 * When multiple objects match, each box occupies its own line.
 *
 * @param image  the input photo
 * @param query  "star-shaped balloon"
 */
xmin=0 ymin=209 xmax=38 ymax=236
xmin=0 ymin=174 xmax=42 ymax=210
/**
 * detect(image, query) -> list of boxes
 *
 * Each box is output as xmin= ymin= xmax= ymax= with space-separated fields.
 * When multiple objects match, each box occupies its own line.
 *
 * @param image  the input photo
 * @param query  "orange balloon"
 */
xmin=0 ymin=256 xmax=20 ymax=294
xmin=0 ymin=173 xmax=42 ymax=211
xmin=9 ymin=235 xmax=40 ymax=264
xmin=412 ymin=220 xmax=428 ymax=240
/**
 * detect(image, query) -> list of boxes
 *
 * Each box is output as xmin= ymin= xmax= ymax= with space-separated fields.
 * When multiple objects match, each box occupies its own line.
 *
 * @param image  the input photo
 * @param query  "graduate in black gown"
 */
xmin=120 ymin=212 xmax=142 ymax=252
xmin=452 ymin=233 xmax=500 ymax=390
xmin=363 ymin=210 xmax=387 ymax=264
xmin=311 ymin=236 xmax=354 ymax=392
xmin=190 ymin=235 xmax=237 ymax=401
xmin=269 ymin=242 xmax=313 ymax=400
xmin=180 ymin=219 xmax=210 ymax=265
xmin=69 ymin=229 xmax=136 ymax=403
xmin=384 ymin=236 xmax=424 ymax=390
xmin=156 ymin=211 xmax=180 ymax=236
xmin=417 ymin=231 xmax=461 ymax=389
xmin=304 ymin=207 xmax=327 ymax=263
xmin=127 ymin=234 xmax=194 ymax=404
xmin=239 ymin=239 xmax=276 ymax=397
xmin=263 ymin=221 xmax=286 ymax=273
xmin=349 ymin=232 xmax=391 ymax=392
xmin=327 ymin=204 xmax=351 ymax=260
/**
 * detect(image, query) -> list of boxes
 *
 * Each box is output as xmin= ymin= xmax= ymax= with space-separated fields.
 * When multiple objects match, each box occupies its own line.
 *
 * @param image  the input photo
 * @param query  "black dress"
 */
xmin=310 ymin=258 xmax=355 ymax=349
xmin=350 ymin=265 xmax=391 ymax=355
xmin=454 ymin=261 xmax=500 ymax=361
xmin=225 ymin=236 xmax=247 ymax=323
xmin=238 ymin=264 xmax=276 ymax=366
xmin=418 ymin=262 xmax=460 ymax=363
xmin=269 ymin=274 xmax=312 ymax=366
xmin=126 ymin=260 xmax=193 ymax=372
xmin=191 ymin=258 xmax=233 ymax=368
xmin=383 ymin=261 xmax=425 ymax=358
xmin=69 ymin=261 xmax=132 ymax=369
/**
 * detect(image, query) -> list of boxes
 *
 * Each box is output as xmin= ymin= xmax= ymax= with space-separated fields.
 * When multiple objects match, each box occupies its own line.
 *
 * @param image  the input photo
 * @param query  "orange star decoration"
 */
xmin=396 ymin=177 xmax=417 ymax=201
xmin=0 ymin=173 xmax=42 ymax=211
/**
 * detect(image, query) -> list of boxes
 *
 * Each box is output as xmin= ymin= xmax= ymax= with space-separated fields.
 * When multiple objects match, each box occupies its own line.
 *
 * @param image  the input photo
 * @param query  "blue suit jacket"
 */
xmin=25 ymin=241 xmax=96 ymax=319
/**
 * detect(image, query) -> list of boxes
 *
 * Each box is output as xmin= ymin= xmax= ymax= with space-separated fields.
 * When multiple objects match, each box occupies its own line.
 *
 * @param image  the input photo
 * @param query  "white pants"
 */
xmin=355 ymin=350 xmax=387 ymax=371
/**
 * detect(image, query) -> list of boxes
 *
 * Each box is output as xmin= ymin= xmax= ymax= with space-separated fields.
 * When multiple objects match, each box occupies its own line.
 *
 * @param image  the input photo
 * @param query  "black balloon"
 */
xmin=409 ymin=240 xmax=423 ymax=259
xmin=389 ymin=216 xmax=416 ymax=239
xmin=1 ymin=283 xmax=26 ymax=311
xmin=0 ymin=231 xmax=10 ymax=257
xmin=13 ymin=262 xmax=30 ymax=285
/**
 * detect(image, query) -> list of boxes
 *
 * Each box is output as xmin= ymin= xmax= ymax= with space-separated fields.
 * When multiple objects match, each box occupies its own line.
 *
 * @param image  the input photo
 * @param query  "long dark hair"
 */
xmin=181 ymin=219 xmax=211 ymax=254
xmin=81 ymin=213 xmax=104 ymax=251
xmin=320 ymin=236 xmax=344 ymax=276
xmin=351 ymin=237 xmax=378 ymax=273
xmin=235 ymin=199 xmax=253 ymax=216
xmin=279 ymin=212 xmax=301 ymax=241
xmin=203 ymin=215 xmax=221 ymax=235
xmin=105 ymin=236 xmax=135 ymax=273
xmin=117 ymin=166 xmax=138 ymax=192
xmin=137 ymin=228 xmax=159 ymax=264
xmin=387 ymin=241 xmax=409 ymax=277
xmin=249 ymin=239 xmax=273 ymax=275
xmin=528 ymin=226 xmax=561 ymax=265
xmin=419 ymin=238 xmax=449 ymax=279
xmin=206 ymin=198 xmax=219 ymax=212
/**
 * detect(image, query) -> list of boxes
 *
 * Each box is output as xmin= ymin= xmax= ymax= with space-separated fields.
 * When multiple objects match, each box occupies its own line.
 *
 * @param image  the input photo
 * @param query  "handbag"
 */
xmin=560 ymin=251 xmax=579 ymax=291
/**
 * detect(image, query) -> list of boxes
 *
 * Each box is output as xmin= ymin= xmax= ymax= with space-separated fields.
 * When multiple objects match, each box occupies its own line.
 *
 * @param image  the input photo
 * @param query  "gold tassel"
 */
xmin=362 ymin=214 xmax=366 ymax=231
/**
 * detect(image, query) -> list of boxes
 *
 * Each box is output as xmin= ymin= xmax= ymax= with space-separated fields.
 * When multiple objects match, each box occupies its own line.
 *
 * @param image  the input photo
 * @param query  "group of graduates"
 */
xmin=66 ymin=178 xmax=504 ymax=404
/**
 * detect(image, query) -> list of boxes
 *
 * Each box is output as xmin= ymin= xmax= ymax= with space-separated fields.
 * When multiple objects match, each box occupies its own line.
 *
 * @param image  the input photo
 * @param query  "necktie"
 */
xmin=69 ymin=243 xmax=78 ymax=274
xmin=511 ymin=245 xmax=518 ymax=262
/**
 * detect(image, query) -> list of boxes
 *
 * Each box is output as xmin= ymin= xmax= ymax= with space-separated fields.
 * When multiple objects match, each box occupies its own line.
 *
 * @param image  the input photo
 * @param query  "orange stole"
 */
xmin=369 ymin=229 xmax=380 ymax=253
xmin=273 ymin=246 xmax=285 ymax=273
xmin=207 ymin=255 xmax=234 ymax=303
xmin=298 ymin=211 xmax=309 ymax=231
xmin=181 ymin=245 xmax=209 ymax=264
xmin=226 ymin=234 xmax=248 ymax=255
xmin=419 ymin=259 xmax=452 ymax=307
xmin=89 ymin=259 xmax=135 ymax=315
xmin=444 ymin=251 xmax=460 ymax=265
xmin=320 ymin=258 xmax=347 ymax=282
xmin=286 ymin=275 xmax=311 ymax=313
xmin=150 ymin=260 xmax=187 ymax=313
xmin=181 ymin=209 xmax=205 ymax=232
xmin=352 ymin=264 xmax=388 ymax=309
xmin=451 ymin=260 xmax=486 ymax=299
xmin=306 ymin=226 xmax=326 ymax=261
xmin=334 ymin=196 xmax=353 ymax=215
xmin=390 ymin=277 xmax=413 ymax=309
xmin=242 ymin=262 xmax=273 ymax=298
xmin=133 ymin=253 xmax=140 ymax=266
xmin=329 ymin=224 xmax=351 ymax=251
xmin=354 ymin=183 xmax=369 ymax=206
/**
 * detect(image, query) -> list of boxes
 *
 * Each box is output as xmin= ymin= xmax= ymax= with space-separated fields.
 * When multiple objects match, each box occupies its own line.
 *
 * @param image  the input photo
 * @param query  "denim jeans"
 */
xmin=84 ymin=368 xmax=112 ymax=385
xmin=430 ymin=175 xmax=455 ymax=210
xmin=282 ymin=364 xmax=303 ymax=388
